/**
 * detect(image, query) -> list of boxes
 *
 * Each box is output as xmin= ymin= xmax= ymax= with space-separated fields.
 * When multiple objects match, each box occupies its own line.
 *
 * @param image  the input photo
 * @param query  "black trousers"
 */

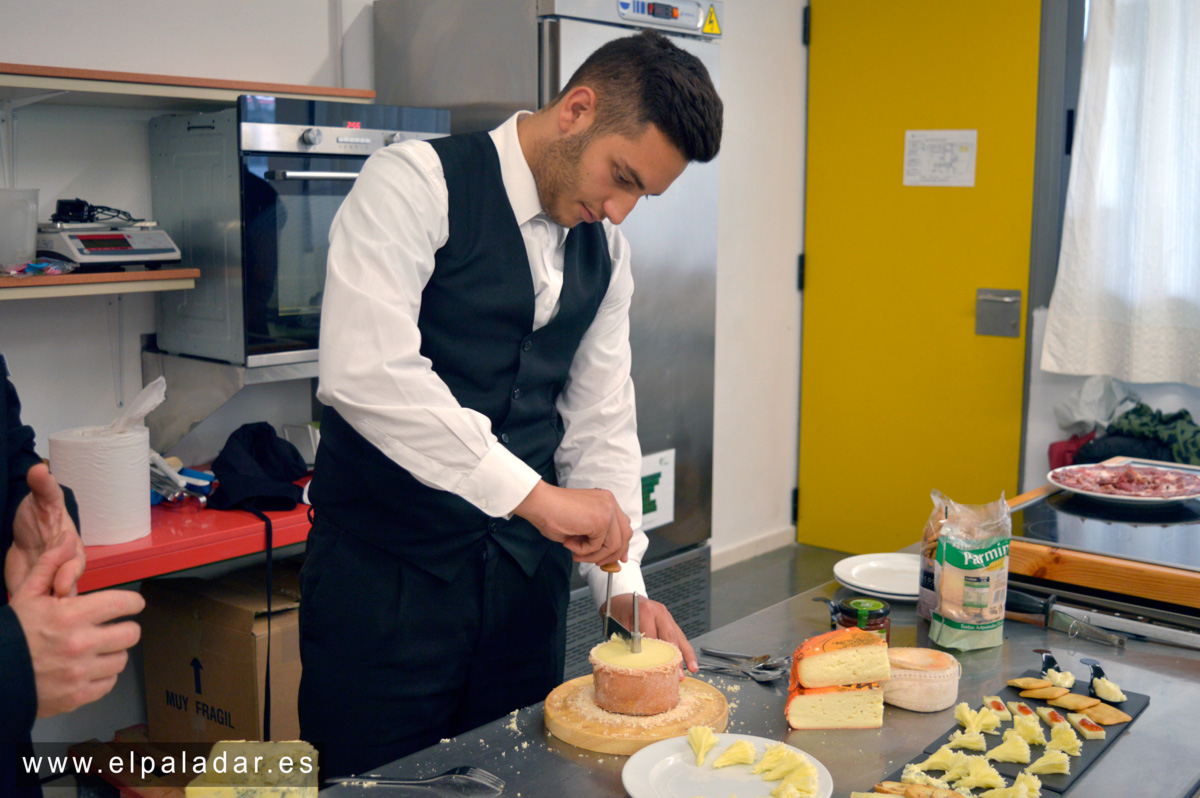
xmin=297 ymin=516 xmax=569 ymax=780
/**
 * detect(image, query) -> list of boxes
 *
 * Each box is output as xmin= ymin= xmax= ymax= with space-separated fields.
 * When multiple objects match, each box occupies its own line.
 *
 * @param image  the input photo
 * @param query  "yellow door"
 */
xmin=799 ymin=0 xmax=1042 ymax=553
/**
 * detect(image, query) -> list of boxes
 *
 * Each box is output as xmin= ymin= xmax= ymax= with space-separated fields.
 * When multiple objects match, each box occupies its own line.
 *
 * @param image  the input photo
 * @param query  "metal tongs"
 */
xmin=600 ymin=562 xmax=640 ymax=652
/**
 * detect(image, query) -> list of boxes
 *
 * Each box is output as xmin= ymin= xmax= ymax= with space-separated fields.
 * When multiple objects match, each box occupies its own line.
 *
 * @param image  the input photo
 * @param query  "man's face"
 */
xmin=532 ymin=123 xmax=688 ymax=228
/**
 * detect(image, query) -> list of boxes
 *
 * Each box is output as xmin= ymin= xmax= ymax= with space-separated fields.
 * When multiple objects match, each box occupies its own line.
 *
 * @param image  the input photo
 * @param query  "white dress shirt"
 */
xmin=317 ymin=112 xmax=648 ymax=605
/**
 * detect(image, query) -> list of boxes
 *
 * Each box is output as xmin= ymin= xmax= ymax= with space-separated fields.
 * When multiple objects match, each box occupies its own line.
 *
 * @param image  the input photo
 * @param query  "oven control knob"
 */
xmin=384 ymin=132 xmax=406 ymax=146
xmin=300 ymin=128 xmax=323 ymax=146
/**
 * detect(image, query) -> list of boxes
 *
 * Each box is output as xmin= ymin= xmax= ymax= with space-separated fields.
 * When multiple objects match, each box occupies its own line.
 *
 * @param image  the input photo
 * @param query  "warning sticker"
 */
xmin=703 ymin=5 xmax=722 ymax=35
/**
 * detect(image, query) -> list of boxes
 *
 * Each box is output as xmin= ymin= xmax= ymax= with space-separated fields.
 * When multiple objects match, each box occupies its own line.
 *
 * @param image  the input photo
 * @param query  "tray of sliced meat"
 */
xmin=1047 ymin=463 xmax=1200 ymax=505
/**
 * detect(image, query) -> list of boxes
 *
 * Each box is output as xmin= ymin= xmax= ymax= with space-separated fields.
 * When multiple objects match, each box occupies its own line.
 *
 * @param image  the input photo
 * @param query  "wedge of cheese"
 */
xmin=186 ymin=741 xmax=317 ymax=797
xmin=1036 ymin=705 xmax=1069 ymax=727
xmin=1067 ymin=712 xmax=1106 ymax=740
xmin=785 ymin=683 xmax=884 ymax=729
xmin=982 ymin=695 xmax=1012 ymax=721
xmin=791 ymin=627 xmax=890 ymax=688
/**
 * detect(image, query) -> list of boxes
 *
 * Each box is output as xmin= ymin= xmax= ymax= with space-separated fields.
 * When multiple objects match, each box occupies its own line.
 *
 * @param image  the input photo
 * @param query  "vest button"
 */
xmin=522 ymin=340 xmax=533 ymax=352
xmin=512 ymin=388 xmax=522 ymax=400
xmin=500 ymin=433 xmax=510 ymax=443
xmin=488 ymin=521 xmax=498 ymax=533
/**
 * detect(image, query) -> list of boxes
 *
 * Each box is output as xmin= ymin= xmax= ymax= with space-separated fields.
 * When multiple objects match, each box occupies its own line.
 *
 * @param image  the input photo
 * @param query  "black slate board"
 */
xmin=884 ymin=669 xmax=1149 ymax=795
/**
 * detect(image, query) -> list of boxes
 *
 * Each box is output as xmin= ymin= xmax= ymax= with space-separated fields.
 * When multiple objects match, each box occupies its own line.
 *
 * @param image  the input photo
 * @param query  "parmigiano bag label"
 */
xmin=930 ymin=535 xmax=1009 ymax=650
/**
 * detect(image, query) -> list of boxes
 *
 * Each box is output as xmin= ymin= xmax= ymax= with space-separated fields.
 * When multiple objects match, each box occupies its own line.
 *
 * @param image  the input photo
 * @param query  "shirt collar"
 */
xmin=489 ymin=111 xmax=547 ymax=228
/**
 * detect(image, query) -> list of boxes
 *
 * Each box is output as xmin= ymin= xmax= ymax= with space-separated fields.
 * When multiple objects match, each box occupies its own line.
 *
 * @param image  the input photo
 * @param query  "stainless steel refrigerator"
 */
xmin=373 ymin=0 xmax=723 ymax=676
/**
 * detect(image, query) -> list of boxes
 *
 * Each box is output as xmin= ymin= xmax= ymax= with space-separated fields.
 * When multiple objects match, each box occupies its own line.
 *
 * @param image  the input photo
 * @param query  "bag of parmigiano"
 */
xmin=927 ymin=491 xmax=1010 ymax=651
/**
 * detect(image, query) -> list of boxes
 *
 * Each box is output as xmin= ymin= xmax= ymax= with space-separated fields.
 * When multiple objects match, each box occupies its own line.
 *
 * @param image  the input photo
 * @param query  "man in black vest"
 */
xmin=300 ymin=31 xmax=723 ymax=777
xmin=2 ymin=355 xmax=145 ymax=795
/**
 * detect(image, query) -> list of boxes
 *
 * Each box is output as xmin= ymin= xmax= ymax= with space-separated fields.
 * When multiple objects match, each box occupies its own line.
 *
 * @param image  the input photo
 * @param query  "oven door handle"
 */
xmin=264 ymin=170 xmax=360 ymax=181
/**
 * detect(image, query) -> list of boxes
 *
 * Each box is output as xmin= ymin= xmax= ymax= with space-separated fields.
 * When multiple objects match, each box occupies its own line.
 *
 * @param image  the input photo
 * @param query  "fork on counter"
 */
xmin=326 ymin=765 xmax=504 ymax=794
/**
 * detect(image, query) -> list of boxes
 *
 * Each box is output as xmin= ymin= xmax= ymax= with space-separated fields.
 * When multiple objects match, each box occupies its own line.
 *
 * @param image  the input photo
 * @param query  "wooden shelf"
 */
xmin=0 ymin=267 xmax=200 ymax=300
xmin=0 ymin=62 xmax=374 ymax=110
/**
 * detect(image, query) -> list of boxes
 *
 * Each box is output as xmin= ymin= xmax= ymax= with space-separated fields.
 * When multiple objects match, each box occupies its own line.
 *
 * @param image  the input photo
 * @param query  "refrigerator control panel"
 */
xmin=616 ymin=0 xmax=722 ymax=36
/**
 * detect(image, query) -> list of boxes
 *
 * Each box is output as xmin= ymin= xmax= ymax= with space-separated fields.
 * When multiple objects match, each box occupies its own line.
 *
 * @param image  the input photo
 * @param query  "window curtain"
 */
xmin=1041 ymin=0 xmax=1200 ymax=386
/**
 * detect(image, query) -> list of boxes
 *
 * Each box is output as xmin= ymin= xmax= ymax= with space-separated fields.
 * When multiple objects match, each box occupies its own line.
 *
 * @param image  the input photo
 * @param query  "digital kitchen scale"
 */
xmin=36 ymin=221 xmax=181 ymax=269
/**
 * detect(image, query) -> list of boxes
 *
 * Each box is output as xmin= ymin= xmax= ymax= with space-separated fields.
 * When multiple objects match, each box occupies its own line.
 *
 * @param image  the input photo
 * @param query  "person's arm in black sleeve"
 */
xmin=0 ymin=605 xmax=38 ymax=742
xmin=4 ymin=369 xmax=41 ymax=539
xmin=2 ymin=362 xmax=42 ymax=742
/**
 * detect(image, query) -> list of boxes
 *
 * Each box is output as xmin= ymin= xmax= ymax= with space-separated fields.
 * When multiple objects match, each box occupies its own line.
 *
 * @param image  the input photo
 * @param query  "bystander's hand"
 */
xmin=513 ymin=481 xmax=633 ymax=564
xmin=9 ymin=547 xmax=145 ymax=717
xmin=6 ymin=463 xmax=86 ymax=598
xmin=607 ymin=592 xmax=698 ymax=675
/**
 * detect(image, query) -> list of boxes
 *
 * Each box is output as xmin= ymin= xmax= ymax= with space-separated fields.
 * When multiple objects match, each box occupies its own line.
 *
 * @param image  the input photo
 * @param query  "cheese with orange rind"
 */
xmin=791 ymin=627 xmax=890 ymax=688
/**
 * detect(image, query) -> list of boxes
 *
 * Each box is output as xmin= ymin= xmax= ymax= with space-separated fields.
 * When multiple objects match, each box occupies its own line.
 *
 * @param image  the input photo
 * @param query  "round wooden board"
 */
xmin=543 ymin=675 xmax=729 ymax=756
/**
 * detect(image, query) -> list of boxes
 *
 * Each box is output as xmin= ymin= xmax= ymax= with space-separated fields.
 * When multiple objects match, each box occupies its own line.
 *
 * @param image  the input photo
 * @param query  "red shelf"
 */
xmin=78 ymin=487 xmax=311 ymax=593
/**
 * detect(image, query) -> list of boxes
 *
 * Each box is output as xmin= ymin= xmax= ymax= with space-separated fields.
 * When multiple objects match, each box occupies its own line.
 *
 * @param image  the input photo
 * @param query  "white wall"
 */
xmin=710 ymin=0 xmax=806 ymax=567
xmin=2 ymin=0 xmax=809 ymax=744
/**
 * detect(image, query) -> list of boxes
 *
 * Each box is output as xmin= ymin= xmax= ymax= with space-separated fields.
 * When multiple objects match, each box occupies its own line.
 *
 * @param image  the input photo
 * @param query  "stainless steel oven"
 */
xmin=149 ymin=96 xmax=449 ymax=367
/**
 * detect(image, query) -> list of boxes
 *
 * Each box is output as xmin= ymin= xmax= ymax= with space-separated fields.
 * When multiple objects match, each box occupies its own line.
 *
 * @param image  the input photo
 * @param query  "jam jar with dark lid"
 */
xmin=835 ymin=597 xmax=891 ymax=643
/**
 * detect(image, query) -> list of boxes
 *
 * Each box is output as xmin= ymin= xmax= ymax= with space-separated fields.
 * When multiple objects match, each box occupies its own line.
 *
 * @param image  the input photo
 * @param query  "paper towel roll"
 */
xmin=50 ymin=425 xmax=151 ymax=546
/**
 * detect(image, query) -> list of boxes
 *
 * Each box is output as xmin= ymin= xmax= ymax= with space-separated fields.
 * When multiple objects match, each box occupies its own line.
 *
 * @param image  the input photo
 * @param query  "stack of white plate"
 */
xmin=832 ymin=552 xmax=921 ymax=602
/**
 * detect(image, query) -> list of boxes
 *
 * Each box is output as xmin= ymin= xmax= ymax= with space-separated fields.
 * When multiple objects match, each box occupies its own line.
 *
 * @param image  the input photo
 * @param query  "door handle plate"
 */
xmin=975 ymin=288 xmax=1022 ymax=337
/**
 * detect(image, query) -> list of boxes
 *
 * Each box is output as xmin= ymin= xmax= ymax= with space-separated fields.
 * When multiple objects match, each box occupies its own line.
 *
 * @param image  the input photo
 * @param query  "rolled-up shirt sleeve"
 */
xmin=556 ymin=226 xmax=649 ymax=606
xmin=316 ymin=142 xmax=541 ymax=517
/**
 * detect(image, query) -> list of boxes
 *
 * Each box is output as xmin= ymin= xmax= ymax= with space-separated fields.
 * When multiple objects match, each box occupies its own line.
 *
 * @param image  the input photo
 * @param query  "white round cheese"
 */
xmin=882 ymin=647 xmax=961 ymax=712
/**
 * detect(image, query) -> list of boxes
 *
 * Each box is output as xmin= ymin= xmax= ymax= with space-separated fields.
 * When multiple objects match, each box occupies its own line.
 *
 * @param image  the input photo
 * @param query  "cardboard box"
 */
xmin=141 ymin=559 xmax=304 ymax=742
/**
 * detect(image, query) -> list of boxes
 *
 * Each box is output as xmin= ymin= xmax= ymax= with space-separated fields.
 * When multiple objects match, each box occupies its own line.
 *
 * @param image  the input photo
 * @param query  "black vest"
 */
xmin=309 ymin=132 xmax=613 ymax=581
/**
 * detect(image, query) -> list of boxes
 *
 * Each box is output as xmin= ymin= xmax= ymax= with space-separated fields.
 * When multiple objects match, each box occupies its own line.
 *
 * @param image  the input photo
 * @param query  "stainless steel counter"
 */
xmin=323 ymin=579 xmax=1200 ymax=797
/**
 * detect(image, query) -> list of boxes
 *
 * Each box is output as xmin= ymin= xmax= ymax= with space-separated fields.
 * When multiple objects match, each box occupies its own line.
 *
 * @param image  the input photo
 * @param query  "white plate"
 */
xmin=836 ymin=585 xmax=919 ymax=603
xmin=1048 ymin=464 xmax=1200 ymax=505
xmin=833 ymin=553 xmax=920 ymax=598
xmin=622 ymin=733 xmax=833 ymax=798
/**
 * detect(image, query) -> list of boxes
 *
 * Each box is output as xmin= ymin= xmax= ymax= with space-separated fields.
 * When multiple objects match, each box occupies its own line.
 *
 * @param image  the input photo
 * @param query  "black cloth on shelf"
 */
xmin=208 ymin=422 xmax=307 ymax=512
xmin=1073 ymin=434 xmax=1175 ymax=465
xmin=206 ymin=421 xmax=307 ymax=741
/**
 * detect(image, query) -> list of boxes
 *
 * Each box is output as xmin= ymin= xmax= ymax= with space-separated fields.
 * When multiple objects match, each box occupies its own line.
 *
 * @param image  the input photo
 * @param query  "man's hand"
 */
xmin=607 ymin=592 xmax=698 ymax=674
xmin=8 ymin=548 xmax=145 ymax=718
xmin=513 ymin=482 xmax=632 ymax=565
xmin=6 ymin=463 xmax=86 ymax=598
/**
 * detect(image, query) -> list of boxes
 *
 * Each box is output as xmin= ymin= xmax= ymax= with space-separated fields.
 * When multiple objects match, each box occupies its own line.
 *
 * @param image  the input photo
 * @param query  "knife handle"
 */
xmin=601 ymin=562 xmax=621 ymax=573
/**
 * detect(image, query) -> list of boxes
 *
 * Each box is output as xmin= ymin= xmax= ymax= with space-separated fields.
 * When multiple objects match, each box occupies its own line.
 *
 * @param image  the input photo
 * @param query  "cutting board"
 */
xmin=543 ymin=675 xmax=728 ymax=755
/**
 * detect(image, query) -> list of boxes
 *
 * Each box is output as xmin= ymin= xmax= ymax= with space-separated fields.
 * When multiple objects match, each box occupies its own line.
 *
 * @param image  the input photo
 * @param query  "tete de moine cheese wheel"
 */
xmin=589 ymin=638 xmax=682 ymax=716
xmin=882 ymin=647 xmax=961 ymax=712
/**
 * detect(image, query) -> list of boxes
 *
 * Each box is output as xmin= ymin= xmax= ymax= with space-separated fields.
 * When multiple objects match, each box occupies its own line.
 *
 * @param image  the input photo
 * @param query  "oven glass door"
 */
xmin=241 ymin=153 xmax=364 ymax=361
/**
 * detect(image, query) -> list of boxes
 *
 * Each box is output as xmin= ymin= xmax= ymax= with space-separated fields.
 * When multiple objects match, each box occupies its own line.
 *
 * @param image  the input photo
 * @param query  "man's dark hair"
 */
xmin=553 ymin=29 xmax=723 ymax=162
